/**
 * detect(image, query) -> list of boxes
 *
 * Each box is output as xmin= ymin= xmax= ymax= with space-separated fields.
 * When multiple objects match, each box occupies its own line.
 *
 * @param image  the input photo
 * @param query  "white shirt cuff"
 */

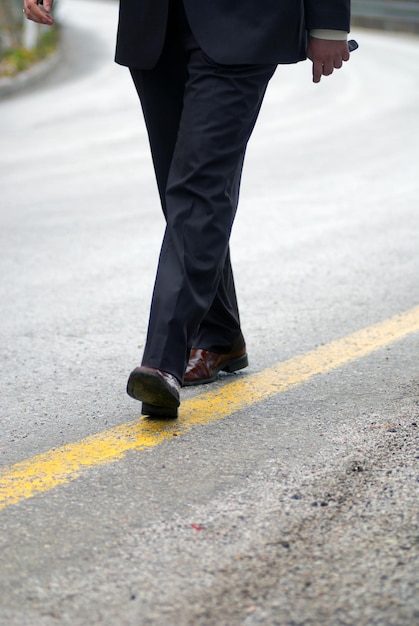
xmin=309 ymin=29 xmax=348 ymax=41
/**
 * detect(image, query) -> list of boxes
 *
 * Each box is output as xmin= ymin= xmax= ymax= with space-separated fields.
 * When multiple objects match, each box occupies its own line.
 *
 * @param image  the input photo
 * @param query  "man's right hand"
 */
xmin=23 ymin=0 xmax=55 ymax=25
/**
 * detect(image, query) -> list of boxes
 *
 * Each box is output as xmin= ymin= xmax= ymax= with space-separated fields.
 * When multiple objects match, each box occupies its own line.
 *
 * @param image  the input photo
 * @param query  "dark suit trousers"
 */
xmin=129 ymin=0 xmax=276 ymax=382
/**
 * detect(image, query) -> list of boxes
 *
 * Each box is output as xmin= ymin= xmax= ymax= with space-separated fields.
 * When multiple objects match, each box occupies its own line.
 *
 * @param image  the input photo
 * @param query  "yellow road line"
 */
xmin=1 ymin=305 xmax=418 ymax=511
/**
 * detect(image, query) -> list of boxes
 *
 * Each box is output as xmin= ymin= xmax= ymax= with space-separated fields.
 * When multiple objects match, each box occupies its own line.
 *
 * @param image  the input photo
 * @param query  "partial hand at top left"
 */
xmin=23 ymin=0 xmax=55 ymax=26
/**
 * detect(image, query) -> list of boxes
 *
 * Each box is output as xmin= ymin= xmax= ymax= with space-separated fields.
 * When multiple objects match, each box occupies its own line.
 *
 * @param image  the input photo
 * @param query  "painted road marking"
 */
xmin=1 ymin=305 xmax=418 ymax=511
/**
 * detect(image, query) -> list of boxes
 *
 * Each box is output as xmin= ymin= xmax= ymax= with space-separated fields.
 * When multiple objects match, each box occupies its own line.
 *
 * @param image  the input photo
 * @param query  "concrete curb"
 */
xmin=0 ymin=46 xmax=61 ymax=98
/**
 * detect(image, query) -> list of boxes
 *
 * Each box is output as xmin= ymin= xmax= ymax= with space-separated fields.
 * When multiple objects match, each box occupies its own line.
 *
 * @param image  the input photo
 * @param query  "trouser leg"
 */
xmin=131 ymin=51 xmax=242 ymax=354
xmin=139 ymin=44 xmax=275 ymax=382
xmin=129 ymin=6 xmax=187 ymax=216
xmin=130 ymin=6 xmax=243 ymax=357
xmin=191 ymin=249 xmax=244 ymax=353
xmin=130 ymin=15 xmax=263 ymax=372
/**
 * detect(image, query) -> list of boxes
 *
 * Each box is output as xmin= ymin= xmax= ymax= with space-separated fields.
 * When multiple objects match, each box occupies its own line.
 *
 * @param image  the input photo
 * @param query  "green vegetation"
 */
xmin=0 ymin=26 xmax=59 ymax=78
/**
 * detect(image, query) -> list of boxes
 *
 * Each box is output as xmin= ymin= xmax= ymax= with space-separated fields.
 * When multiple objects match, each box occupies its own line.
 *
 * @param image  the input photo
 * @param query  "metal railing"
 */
xmin=352 ymin=0 xmax=419 ymax=33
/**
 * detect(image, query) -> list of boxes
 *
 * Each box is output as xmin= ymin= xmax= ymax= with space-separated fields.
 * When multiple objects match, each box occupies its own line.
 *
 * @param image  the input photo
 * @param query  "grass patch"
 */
xmin=0 ymin=27 xmax=59 ymax=78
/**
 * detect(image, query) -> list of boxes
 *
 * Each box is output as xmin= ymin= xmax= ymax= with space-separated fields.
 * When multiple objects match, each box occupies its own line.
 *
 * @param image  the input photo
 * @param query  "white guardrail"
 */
xmin=352 ymin=0 xmax=419 ymax=31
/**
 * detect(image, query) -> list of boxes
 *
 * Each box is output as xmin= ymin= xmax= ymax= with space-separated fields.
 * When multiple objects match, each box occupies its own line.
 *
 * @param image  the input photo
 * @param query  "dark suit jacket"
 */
xmin=115 ymin=0 xmax=350 ymax=69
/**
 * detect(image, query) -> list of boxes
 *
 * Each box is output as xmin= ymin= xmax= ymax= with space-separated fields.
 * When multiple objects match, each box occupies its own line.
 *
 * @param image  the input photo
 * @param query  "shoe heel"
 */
xmin=141 ymin=403 xmax=178 ymax=419
xmin=222 ymin=353 xmax=248 ymax=374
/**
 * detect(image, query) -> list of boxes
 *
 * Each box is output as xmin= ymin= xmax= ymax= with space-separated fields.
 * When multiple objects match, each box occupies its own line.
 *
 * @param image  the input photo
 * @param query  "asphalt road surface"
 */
xmin=1 ymin=1 xmax=418 ymax=625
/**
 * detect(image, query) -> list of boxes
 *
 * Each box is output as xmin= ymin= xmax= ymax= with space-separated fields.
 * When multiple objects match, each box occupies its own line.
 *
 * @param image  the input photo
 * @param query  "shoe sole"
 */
xmin=183 ymin=353 xmax=248 ymax=387
xmin=127 ymin=369 xmax=179 ymax=418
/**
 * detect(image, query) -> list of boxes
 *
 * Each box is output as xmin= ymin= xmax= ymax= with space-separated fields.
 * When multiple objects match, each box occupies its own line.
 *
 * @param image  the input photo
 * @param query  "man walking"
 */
xmin=24 ymin=0 xmax=352 ymax=418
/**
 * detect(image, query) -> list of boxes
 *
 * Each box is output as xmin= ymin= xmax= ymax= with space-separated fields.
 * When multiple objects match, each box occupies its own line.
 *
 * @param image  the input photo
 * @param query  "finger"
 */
xmin=322 ymin=62 xmax=334 ymax=77
xmin=43 ymin=0 xmax=54 ymax=14
xmin=312 ymin=61 xmax=322 ymax=83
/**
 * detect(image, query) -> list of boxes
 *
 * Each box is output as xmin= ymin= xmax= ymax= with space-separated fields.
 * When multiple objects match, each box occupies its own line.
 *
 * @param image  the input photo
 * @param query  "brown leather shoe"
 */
xmin=126 ymin=366 xmax=180 ymax=418
xmin=183 ymin=347 xmax=248 ymax=386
